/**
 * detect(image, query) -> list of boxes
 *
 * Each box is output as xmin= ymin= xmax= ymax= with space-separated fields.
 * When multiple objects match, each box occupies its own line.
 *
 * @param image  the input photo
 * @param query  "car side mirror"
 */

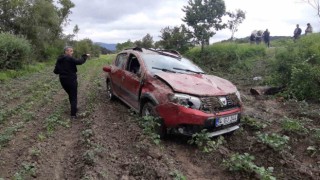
xmin=103 ymin=66 xmax=111 ymax=72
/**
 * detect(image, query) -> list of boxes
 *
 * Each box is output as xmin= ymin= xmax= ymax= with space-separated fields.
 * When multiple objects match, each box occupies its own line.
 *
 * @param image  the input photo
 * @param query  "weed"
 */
xmin=82 ymin=129 xmax=94 ymax=138
xmin=13 ymin=162 xmax=37 ymax=179
xmin=83 ymin=150 xmax=95 ymax=166
xmin=37 ymin=133 xmax=46 ymax=141
xmin=242 ymin=116 xmax=267 ymax=130
xmin=139 ymin=116 xmax=161 ymax=145
xmin=281 ymin=117 xmax=308 ymax=134
xmin=312 ymin=128 xmax=320 ymax=140
xmin=188 ymin=129 xmax=225 ymax=153
xmin=29 ymin=147 xmax=41 ymax=156
xmin=169 ymin=170 xmax=186 ymax=180
xmin=223 ymin=153 xmax=276 ymax=180
xmin=0 ymin=122 xmax=24 ymax=148
xmin=307 ymin=146 xmax=319 ymax=157
xmin=257 ymin=132 xmax=290 ymax=151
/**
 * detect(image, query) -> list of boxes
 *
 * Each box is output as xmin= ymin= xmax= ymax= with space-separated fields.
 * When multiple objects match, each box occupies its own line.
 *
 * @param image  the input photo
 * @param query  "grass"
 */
xmin=0 ymin=62 xmax=50 ymax=81
xmin=281 ymin=117 xmax=308 ymax=134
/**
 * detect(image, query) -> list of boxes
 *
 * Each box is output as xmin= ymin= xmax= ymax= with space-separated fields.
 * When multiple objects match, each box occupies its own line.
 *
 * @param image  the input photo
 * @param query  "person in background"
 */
xmin=54 ymin=46 xmax=90 ymax=119
xmin=305 ymin=23 xmax=313 ymax=35
xmin=250 ymin=32 xmax=256 ymax=44
xmin=263 ymin=29 xmax=270 ymax=47
xmin=293 ymin=24 xmax=302 ymax=42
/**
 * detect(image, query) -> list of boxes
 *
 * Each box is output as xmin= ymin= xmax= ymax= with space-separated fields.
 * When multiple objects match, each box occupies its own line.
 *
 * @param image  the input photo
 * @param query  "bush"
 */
xmin=184 ymin=43 xmax=265 ymax=72
xmin=0 ymin=33 xmax=32 ymax=70
xmin=270 ymin=33 xmax=320 ymax=100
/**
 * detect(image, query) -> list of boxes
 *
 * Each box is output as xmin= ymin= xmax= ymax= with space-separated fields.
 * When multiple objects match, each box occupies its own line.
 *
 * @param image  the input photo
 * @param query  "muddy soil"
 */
xmin=0 ymin=56 xmax=319 ymax=180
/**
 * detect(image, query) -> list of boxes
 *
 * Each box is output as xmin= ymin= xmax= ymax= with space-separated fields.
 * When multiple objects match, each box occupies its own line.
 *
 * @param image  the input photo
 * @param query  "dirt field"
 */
xmin=0 ymin=55 xmax=319 ymax=180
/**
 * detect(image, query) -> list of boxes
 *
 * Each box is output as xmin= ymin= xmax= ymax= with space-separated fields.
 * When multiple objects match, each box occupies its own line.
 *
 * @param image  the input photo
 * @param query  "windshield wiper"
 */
xmin=173 ymin=67 xmax=204 ymax=74
xmin=152 ymin=67 xmax=176 ymax=73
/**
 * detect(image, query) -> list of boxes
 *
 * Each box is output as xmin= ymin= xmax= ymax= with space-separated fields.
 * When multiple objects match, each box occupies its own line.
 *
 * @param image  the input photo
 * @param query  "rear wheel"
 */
xmin=106 ymin=80 xmax=115 ymax=101
xmin=141 ymin=102 xmax=166 ymax=139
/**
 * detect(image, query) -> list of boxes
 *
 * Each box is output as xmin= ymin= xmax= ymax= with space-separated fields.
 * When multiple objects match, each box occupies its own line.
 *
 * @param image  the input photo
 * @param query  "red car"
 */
xmin=103 ymin=47 xmax=242 ymax=138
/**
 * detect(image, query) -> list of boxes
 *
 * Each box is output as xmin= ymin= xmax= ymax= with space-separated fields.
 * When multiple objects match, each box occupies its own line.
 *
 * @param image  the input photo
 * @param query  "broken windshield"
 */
xmin=142 ymin=54 xmax=204 ymax=74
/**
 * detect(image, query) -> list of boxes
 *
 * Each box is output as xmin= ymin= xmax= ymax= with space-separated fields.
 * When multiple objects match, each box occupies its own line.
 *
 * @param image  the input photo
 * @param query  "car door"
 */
xmin=121 ymin=54 xmax=143 ymax=110
xmin=110 ymin=53 xmax=128 ymax=98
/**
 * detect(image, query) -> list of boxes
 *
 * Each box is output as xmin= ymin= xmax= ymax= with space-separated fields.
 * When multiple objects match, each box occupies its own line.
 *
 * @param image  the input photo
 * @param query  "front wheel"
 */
xmin=106 ymin=80 xmax=115 ymax=101
xmin=141 ymin=102 xmax=167 ymax=139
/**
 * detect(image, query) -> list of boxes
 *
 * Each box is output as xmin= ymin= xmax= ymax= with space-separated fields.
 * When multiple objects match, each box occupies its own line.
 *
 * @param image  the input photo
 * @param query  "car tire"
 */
xmin=141 ymin=102 xmax=167 ymax=139
xmin=106 ymin=80 xmax=115 ymax=101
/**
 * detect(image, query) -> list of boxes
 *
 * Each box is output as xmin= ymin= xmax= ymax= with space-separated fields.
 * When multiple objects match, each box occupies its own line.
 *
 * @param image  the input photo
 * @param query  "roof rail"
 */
xmin=157 ymin=49 xmax=181 ymax=56
xmin=124 ymin=47 xmax=143 ymax=52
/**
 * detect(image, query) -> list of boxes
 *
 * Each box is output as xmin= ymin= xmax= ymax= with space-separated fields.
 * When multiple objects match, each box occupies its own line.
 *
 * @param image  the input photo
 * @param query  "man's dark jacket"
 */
xmin=54 ymin=54 xmax=88 ymax=77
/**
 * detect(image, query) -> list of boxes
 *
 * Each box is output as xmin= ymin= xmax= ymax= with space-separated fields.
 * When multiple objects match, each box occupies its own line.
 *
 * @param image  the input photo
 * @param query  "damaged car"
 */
xmin=102 ymin=47 xmax=242 ymax=138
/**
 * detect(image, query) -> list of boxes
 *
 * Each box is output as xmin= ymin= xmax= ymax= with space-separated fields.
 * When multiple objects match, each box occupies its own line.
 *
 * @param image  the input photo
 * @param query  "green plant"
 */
xmin=188 ymin=129 xmax=225 ymax=153
xmin=223 ymin=153 xmax=276 ymax=180
xmin=281 ymin=117 xmax=308 ymax=134
xmin=139 ymin=115 xmax=161 ymax=145
xmin=0 ymin=33 xmax=32 ymax=70
xmin=0 ymin=122 xmax=24 ymax=148
xmin=313 ymin=128 xmax=320 ymax=140
xmin=242 ymin=116 xmax=267 ymax=130
xmin=257 ymin=132 xmax=290 ymax=151
xmin=83 ymin=150 xmax=95 ymax=166
xmin=307 ymin=146 xmax=319 ymax=157
xmin=169 ymin=170 xmax=187 ymax=180
xmin=13 ymin=163 xmax=37 ymax=180
xmin=29 ymin=148 xmax=41 ymax=156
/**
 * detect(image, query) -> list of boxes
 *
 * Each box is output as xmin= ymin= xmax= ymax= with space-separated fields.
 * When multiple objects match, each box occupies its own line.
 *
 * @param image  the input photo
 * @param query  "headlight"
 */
xmin=169 ymin=93 xmax=201 ymax=109
xmin=235 ymin=90 xmax=241 ymax=101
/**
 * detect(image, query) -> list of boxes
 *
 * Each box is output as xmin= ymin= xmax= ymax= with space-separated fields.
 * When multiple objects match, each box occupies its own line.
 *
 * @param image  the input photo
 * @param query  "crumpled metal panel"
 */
xmin=155 ymin=72 xmax=237 ymax=96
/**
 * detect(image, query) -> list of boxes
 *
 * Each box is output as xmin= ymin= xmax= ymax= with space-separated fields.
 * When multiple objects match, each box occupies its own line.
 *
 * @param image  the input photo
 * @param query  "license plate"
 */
xmin=216 ymin=114 xmax=238 ymax=127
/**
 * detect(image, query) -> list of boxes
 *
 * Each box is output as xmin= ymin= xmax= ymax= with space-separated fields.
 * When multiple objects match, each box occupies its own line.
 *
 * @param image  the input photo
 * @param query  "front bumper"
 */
xmin=156 ymin=102 xmax=241 ymax=136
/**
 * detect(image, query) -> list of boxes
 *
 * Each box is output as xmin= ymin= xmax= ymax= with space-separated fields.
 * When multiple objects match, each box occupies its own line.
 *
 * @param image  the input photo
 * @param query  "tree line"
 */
xmin=1 ymin=0 xmax=246 ymax=70
xmin=116 ymin=0 xmax=245 ymax=53
xmin=0 ymin=0 xmax=101 ymax=70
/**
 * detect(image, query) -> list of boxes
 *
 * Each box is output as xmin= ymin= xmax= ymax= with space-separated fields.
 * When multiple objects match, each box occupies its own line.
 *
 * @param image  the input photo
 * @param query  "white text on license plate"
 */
xmin=216 ymin=114 xmax=238 ymax=126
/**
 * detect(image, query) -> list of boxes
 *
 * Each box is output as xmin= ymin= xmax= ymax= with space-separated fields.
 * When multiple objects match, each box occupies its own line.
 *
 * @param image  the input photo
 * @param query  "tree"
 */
xmin=116 ymin=39 xmax=135 ymax=52
xmin=158 ymin=24 xmax=193 ymax=53
xmin=182 ymin=0 xmax=226 ymax=51
xmin=300 ymin=0 xmax=320 ymax=19
xmin=73 ymin=24 xmax=79 ymax=40
xmin=227 ymin=9 xmax=246 ymax=40
xmin=141 ymin=33 xmax=154 ymax=48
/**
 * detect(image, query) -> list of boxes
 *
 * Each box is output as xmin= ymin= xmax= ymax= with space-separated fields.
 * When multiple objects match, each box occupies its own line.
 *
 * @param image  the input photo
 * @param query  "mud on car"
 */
xmin=103 ymin=47 xmax=242 ymax=138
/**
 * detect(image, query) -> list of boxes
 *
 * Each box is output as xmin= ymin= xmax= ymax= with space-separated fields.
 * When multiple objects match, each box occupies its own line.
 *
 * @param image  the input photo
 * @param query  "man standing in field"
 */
xmin=293 ymin=24 xmax=302 ymax=41
xmin=54 ymin=46 xmax=90 ymax=119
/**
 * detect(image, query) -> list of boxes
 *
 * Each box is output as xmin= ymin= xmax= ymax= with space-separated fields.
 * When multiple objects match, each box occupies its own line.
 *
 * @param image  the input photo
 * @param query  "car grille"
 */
xmin=200 ymin=94 xmax=240 ymax=113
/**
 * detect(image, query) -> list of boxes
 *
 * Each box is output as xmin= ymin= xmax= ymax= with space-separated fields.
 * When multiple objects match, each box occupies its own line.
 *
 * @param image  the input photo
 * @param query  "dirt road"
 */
xmin=0 ymin=55 xmax=319 ymax=180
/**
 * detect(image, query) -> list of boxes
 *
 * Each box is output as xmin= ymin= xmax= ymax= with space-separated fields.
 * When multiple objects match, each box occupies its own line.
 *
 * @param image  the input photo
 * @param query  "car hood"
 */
xmin=155 ymin=72 xmax=237 ymax=96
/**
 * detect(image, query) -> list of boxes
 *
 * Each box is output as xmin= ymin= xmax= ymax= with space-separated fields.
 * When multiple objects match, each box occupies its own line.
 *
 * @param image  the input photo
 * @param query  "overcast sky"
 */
xmin=63 ymin=0 xmax=319 ymax=44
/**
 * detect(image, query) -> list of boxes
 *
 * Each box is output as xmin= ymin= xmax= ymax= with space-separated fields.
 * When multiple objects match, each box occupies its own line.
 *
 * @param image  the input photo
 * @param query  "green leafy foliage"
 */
xmin=270 ymin=33 xmax=320 ymax=100
xmin=242 ymin=116 xmax=267 ymax=130
xmin=13 ymin=163 xmax=37 ymax=180
xmin=223 ymin=153 xmax=276 ymax=180
xmin=257 ymin=132 xmax=290 ymax=151
xmin=139 ymin=116 xmax=161 ymax=145
xmin=158 ymin=25 xmax=193 ymax=53
xmin=169 ymin=170 xmax=187 ymax=180
xmin=0 ymin=33 xmax=32 ymax=69
xmin=281 ymin=117 xmax=308 ymax=134
xmin=182 ymin=0 xmax=226 ymax=50
xmin=188 ymin=129 xmax=224 ymax=153
xmin=185 ymin=43 xmax=265 ymax=73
